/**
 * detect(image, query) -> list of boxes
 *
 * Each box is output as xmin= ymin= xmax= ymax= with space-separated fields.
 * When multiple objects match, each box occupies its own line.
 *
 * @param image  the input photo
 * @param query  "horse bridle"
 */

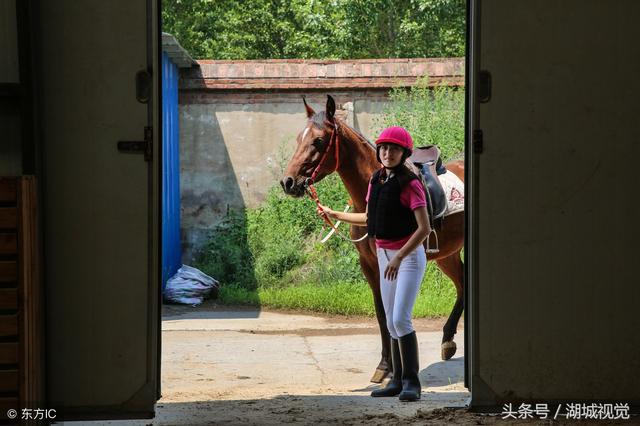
xmin=306 ymin=119 xmax=340 ymax=187
xmin=304 ymin=120 xmax=368 ymax=243
xmin=304 ymin=119 xmax=340 ymax=219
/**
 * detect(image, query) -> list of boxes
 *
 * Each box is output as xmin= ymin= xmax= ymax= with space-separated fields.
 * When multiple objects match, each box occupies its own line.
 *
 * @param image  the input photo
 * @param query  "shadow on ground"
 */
xmin=422 ymin=356 xmax=465 ymax=387
xmin=86 ymin=393 xmax=471 ymax=425
xmin=162 ymin=299 xmax=261 ymax=320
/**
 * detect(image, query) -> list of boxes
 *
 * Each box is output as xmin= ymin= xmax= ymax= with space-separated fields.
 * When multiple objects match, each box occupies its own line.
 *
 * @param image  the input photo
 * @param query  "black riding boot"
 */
xmin=371 ymin=338 xmax=402 ymax=397
xmin=398 ymin=331 xmax=421 ymax=401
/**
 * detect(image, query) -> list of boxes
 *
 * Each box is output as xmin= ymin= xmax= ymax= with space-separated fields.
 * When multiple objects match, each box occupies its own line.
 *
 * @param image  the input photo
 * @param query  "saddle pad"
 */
xmin=439 ymin=171 xmax=465 ymax=216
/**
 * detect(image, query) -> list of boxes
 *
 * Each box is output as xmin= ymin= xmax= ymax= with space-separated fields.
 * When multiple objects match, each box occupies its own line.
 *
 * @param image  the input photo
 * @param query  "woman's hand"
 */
xmin=317 ymin=204 xmax=367 ymax=226
xmin=317 ymin=204 xmax=337 ymax=220
xmin=384 ymin=254 xmax=402 ymax=281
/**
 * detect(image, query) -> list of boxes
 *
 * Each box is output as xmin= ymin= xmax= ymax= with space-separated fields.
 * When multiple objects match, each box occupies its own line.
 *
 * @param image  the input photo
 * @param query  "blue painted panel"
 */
xmin=162 ymin=52 xmax=182 ymax=290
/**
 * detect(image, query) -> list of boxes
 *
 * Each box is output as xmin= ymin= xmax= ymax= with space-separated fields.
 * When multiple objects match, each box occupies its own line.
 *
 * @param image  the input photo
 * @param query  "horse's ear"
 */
xmin=326 ymin=95 xmax=336 ymax=121
xmin=303 ymin=96 xmax=315 ymax=118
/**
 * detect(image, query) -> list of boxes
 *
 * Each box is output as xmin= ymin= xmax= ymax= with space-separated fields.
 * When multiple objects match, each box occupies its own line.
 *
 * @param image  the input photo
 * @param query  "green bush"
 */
xmin=374 ymin=75 xmax=465 ymax=160
xmin=196 ymin=211 xmax=256 ymax=288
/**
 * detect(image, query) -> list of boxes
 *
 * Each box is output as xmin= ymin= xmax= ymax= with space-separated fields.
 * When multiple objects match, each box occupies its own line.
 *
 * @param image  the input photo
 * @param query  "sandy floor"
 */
xmin=61 ymin=302 xmax=637 ymax=425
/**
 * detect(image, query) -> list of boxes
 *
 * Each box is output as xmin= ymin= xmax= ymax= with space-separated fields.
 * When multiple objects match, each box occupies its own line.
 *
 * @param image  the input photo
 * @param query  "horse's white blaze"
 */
xmin=302 ymin=126 xmax=310 ymax=142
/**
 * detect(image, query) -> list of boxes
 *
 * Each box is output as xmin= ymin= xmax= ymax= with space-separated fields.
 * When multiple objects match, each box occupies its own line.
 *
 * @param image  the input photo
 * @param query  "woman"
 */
xmin=318 ymin=126 xmax=430 ymax=402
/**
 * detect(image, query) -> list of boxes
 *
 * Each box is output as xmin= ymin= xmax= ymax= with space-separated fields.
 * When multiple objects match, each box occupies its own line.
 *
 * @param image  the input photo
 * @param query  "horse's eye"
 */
xmin=312 ymin=137 xmax=324 ymax=148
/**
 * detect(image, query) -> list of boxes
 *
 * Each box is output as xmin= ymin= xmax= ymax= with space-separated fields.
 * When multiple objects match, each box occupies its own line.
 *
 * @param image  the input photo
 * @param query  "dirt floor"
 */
xmin=63 ymin=301 xmax=637 ymax=426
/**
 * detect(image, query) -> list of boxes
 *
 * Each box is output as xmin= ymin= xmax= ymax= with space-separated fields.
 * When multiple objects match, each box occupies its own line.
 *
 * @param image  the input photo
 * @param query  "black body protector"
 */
xmin=367 ymin=168 xmax=419 ymax=240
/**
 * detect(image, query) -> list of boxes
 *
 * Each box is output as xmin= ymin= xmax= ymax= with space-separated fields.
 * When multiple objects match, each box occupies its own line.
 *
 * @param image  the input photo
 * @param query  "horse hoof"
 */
xmin=441 ymin=341 xmax=457 ymax=360
xmin=370 ymin=367 xmax=390 ymax=383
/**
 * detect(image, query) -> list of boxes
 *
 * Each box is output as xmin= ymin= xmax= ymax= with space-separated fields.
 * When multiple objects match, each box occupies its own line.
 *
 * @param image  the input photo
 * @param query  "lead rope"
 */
xmin=319 ymin=203 xmax=368 ymax=243
xmin=305 ymin=121 xmax=369 ymax=244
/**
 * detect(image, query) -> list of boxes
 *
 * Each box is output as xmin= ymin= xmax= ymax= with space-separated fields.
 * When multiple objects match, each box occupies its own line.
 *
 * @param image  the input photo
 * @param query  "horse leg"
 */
xmin=435 ymin=251 xmax=464 ymax=360
xmin=360 ymin=254 xmax=390 ymax=383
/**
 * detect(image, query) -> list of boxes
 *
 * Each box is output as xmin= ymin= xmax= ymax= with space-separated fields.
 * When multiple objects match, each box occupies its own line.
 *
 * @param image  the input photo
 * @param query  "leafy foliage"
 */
xmin=196 ymin=210 xmax=257 ymax=288
xmin=338 ymin=0 xmax=465 ymax=59
xmin=374 ymin=76 xmax=465 ymax=160
xmin=162 ymin=0 xmax=465 ymax=59
xmin=197 ymin=174 xmax=361 ymax=290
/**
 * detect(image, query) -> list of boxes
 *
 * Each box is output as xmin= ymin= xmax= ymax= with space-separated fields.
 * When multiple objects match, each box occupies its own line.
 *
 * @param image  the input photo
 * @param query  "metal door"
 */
xmin=469 ymin=0 xmax=640 ymax=407
xmin=37 ymin=1 xmax=160 ymax=419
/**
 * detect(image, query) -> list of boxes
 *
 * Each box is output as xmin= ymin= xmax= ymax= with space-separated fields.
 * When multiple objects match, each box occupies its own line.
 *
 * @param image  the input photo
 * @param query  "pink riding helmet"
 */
xmin=375 ymin=126 xmax=414 ymax=153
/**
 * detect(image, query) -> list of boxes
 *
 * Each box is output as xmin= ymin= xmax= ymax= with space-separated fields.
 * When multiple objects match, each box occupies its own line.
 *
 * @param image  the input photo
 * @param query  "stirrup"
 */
xmin=425 ymin=229 xmax=439 ymax=254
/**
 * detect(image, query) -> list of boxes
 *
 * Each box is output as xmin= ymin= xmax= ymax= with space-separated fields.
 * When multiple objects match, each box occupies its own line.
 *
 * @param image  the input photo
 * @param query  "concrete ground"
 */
xmin=61 ymin=302 xmax=484 ymax=425
xmin=61 ymin=304 xmax=637 ymax=425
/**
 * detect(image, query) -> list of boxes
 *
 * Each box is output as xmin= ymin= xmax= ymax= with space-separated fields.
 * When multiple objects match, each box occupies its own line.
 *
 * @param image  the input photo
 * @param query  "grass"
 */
xmin=217 ymin=263 xmax=458 ymax=318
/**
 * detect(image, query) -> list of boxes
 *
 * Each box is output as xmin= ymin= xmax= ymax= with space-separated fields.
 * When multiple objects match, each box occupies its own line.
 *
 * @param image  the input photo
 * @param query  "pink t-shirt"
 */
xmin=366 ymin=178 xmax=427 ymax=249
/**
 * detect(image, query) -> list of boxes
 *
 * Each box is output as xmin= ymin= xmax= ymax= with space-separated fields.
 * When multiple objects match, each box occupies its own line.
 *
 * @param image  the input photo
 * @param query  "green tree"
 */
xmin=162 ymin=0 xmax=465 ymax=59
xmin=337 ymin=0 xmax=465 ymax=58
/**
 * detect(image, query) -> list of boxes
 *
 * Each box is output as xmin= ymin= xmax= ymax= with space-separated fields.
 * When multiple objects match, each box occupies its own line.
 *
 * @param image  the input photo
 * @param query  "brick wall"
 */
xmin=181 ymin=57 xmax=463 ymax=92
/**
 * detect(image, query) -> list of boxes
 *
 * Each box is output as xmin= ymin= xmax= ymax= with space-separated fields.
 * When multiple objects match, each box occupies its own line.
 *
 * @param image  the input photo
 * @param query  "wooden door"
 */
xmin=37 ymin=1 xmax=160 ymax=419
xmin=468 ymin=0 xmax=640 ymax=407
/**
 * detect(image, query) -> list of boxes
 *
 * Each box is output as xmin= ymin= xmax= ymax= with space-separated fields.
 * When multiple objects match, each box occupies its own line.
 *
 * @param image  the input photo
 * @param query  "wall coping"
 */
xmin=180 ymin=57 xmax=464 ymax=91
xmin=162 ymin=33 xmax=196 ymax=68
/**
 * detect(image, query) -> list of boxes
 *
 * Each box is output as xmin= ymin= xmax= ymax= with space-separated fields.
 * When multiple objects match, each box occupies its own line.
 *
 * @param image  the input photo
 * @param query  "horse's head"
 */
xmin=280 ymin=95 xmax=339 ymax=197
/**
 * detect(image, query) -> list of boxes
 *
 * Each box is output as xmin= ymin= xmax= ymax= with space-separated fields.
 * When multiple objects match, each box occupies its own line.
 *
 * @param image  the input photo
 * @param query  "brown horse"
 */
xmin=281 ymin=95 xmax=464 ymax=383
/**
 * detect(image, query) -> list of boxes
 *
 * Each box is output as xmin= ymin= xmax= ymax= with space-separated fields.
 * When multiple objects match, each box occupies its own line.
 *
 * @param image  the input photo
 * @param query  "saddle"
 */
xmin=410 ymin=145 xmax=448 ymax=256
xmin=410 ymin=145 xmax=447 ymax=221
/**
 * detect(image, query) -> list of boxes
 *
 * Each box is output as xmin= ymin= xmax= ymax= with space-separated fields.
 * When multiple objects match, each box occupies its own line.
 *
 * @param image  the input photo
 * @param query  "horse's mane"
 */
xmin=348 ymin=126 xmax=377 ymax=151
xmin=310 ymin=111 xmax=377 ymax=153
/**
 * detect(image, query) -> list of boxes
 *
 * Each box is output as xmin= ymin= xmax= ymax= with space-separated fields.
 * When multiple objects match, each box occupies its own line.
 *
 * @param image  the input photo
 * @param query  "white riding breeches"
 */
xmin=377 ymin=246 xmax=427 ymax=339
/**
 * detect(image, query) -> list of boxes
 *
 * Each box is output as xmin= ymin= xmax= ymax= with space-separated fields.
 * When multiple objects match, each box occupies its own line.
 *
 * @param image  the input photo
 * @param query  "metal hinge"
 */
xmin=117 ymin=126 xmax=152 ymax=162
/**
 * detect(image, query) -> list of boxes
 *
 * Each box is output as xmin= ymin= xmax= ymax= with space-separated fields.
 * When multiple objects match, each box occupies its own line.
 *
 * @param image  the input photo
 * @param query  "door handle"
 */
xmin=135 ymin=70 xmax=151 ymax=104
xmin=478 ymin=70 xmax=491 ymax=103
xmin=118 ymin=126 xmax=152 ymax=162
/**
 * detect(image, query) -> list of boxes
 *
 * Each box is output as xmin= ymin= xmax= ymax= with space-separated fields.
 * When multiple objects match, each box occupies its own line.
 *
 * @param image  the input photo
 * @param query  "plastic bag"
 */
xmin=163 ymin=265 xmax=220 ymax=305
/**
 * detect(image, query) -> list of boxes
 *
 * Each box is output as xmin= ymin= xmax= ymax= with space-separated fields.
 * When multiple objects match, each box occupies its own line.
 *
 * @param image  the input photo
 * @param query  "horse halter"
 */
xmin=304 ymin=119 xmax=340 ymax=217
xmin=307 ymin=119 xmax=340 ymax=186
xmin=303 ymin=120 xmax=367 ymax=243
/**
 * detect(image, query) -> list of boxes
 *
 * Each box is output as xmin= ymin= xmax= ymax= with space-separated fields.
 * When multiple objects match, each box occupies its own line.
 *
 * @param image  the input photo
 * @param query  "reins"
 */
xmin=304 ymin=120 xmax=368 ymax=243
